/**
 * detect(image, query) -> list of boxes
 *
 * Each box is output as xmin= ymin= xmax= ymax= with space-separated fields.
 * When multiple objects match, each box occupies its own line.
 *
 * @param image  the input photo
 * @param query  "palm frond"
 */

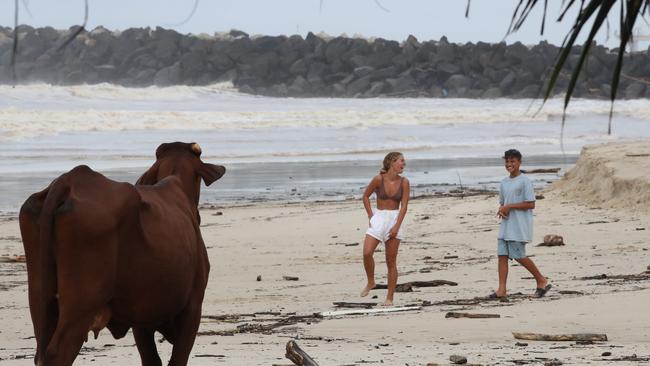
xmin=609 ymin=0 xmax=644 ymax=133
xmin=57 ymin=0 xmax=89 ymax=51
xmin=509 ymin=0 xmax=650 ymax=135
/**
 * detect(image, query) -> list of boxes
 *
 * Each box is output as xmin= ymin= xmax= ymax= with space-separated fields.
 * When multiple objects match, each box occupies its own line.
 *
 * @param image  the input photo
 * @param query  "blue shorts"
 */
xmin=497 ymin=239 xmax=527 ymax=259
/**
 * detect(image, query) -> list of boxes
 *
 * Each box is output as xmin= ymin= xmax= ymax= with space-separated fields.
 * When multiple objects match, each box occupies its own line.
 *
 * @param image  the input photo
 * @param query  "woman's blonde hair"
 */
xmin=380 ymin=152 xmax=403 ymax=174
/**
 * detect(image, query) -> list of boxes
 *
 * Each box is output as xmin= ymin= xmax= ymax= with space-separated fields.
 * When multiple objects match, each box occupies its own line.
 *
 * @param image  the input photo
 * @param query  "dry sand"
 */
xmin=1 ymin=141 xmax=649 ymax=365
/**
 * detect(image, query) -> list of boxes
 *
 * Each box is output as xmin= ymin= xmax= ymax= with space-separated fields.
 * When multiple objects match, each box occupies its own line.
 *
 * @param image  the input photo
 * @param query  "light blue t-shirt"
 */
xmin=498 ymin=173 xmax=535 ymax=243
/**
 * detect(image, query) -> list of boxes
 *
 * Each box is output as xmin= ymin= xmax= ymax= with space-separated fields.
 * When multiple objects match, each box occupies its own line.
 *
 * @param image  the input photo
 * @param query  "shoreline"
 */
xmin=0 ymin=154 xmax=575 ymax=215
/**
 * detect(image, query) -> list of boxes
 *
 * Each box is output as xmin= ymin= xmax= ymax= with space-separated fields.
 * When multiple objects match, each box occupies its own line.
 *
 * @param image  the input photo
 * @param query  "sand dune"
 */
xmin=550 ymin=140 xmax=650 ymax=212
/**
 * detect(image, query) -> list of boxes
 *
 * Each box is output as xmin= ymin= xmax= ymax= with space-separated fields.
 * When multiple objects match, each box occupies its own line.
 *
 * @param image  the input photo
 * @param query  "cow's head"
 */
xmin=136 ymin=142 xmax=226 ymax=207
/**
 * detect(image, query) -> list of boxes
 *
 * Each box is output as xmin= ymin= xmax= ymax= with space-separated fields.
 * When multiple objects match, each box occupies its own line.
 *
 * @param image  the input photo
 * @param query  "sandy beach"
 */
xmin=1 ymin=141 xmax=649 ymax=365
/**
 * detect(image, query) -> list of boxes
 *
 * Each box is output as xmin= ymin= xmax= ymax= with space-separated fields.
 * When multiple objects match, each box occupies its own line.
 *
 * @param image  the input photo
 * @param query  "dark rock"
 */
xmin=482 ymin=87 xmax=502 ymax=98
xmin=368 ymin=66 xmax=397 ymax=81
xmin=153 ymin=62 xmax=182 ymax=86
xmin=364 ymin=81 xmax=387 ymax=97
xmin=387 ymin=74 xmax=416 ymax=94
xmin=438 ymin=61 xmax=461 ymax=75
xmin=499 ymin=71 xmax=517 ymax=92
xmin=516 ymin=85 xmax=540 ymax=98
xmin=353 ymin=66 xmax=375 ymax=78
xmin=268 ymin=83 xmax=289 ymax=97
xmin=229 ymin=29 xmax=249 ymax=38
xmin=289 ymin=59 xmax=308 ymax=76
xmin=288 ymin=75 xmax=310 ymax=95
xmin=449 ymin=355 xmax=467 ymax=364
xmin=446 ymin=74 xmax=473 ymax=90
xmin=346 ymin=75 xmax=372 ymax=96
xmin=624 ymin=82 xmax=645 ymax=99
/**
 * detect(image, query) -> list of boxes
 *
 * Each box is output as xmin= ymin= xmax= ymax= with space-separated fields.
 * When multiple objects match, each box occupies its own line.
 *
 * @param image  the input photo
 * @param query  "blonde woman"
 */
xmin=360 ymin=152 xmax=410 ymax=306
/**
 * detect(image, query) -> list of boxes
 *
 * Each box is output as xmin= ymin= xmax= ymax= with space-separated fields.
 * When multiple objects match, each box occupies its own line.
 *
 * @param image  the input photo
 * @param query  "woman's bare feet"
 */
xmin=360 ymin=282 xmax=376 ymax=297
xmin=382 ymin=299 xmax=393 ymax=307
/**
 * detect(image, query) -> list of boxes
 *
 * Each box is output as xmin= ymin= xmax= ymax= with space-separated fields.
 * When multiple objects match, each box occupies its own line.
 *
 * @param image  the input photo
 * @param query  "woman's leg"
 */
xmin=383 ymin=237 xmax=401 ymax=306
xmin=361 ymin=234 xmax=381 ymax=297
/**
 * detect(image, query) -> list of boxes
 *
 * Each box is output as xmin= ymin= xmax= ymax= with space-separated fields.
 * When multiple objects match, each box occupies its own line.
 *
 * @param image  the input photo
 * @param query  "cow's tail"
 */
xmin=35 ymin=177 xmax=70 ymax=365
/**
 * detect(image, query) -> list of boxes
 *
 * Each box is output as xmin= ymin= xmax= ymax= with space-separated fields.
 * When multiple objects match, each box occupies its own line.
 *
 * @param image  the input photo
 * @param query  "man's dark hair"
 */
xmin=503 ymin=149 xmax=522 ymax=160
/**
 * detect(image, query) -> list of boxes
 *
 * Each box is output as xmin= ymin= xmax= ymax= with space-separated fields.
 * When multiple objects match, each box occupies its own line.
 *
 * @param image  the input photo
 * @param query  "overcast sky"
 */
xmin=1 ymin=1 xmax=649 ymax=48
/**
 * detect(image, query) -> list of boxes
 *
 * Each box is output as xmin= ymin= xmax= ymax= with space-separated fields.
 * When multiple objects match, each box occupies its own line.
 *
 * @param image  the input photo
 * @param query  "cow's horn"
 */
xmin=191 ymin=143 xmax=202 ymax=155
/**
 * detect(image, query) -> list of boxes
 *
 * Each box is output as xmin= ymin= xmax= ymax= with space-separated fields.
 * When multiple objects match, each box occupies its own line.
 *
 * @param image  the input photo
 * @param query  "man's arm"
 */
xmin=498 ymin=201 xmax=535 ymax=218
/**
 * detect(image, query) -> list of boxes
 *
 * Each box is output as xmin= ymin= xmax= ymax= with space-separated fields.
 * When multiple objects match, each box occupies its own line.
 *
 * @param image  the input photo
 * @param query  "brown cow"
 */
xmin=19 ymin=142 xmax=225 ymax=366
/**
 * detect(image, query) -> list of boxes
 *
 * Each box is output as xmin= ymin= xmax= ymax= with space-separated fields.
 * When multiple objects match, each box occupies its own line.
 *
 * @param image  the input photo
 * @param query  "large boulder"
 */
xmin=153 ymin=61 xmax=182 ymax=86
xmin=445 ymin=74 xmax=473 ymax=90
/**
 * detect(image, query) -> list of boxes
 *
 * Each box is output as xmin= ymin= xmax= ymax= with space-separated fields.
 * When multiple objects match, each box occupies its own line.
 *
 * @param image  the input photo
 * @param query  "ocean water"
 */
xmin=1 ymin=83 xmax=650 ymax=213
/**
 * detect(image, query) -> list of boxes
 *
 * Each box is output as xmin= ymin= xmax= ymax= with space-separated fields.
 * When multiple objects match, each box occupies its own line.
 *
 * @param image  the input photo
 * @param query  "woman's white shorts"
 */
xmin=366 ymin=209 xmax=404 ymax=242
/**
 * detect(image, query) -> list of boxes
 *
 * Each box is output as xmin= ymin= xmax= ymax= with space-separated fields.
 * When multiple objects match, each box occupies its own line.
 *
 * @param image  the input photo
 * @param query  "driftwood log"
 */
xmin=445 ymin=312 xmax=500 ymax=319
xmin=0 ymin=255 xmax=26 ymax=263
xmin=332 ymin=301 xmax=377 ymax=309
xmin=319 ymin=305 xmax=421 ymax=317
xmin=373 ymin=280 xmax=458 ymax=292
xmin=513 ymin=332 xmax=607 ymax=342
xmin=286 ymin=340 xmax=319 ymax=366
xmin=579 ymin=272 xmax=650 ymax=281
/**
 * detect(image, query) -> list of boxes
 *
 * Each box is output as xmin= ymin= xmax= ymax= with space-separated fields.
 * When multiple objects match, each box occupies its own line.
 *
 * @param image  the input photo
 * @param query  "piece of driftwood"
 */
xmin=625 ymin=153 xmax=650 ymax=157
xmin=319 ymin=305 xmax=421 ymax=317
xmin=373 ymin=280 xmax=458 ymax=292
xmin=445 ymin=312 xmax=500 ymax=319
xmin=512 ymin=332 xmax=607 ymax=342
xmin=332 ymin=302 xmax=377 ymax=309
xmin=0 ymin=255 xmax=26 ymax=263
xmin=198 ymin=313 xmax=321 ymax=336
xmin=286 ymin=340 xmax=319 ymax=366
xmin=579 ymin=272 xmax=650 ymax=281
xmin=283 ymin=276 xmax=299 ymax=281
xmin=558 ymin=290 xmax=584 ymax=295
xmin=609 ymin=354 xmax=650 ymax=361
xmin=537 ymin=234 xmax=564 ymax=247
xmin=521 ymin=168 xmax=561 ymax=174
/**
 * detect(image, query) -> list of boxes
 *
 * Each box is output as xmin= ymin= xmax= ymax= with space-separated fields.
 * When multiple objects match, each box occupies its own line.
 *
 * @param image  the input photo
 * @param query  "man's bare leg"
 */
xmin=515 ymin=257 xmax=548 ymax=289
xmin=495 ymin=255 xmax=509 ymax=297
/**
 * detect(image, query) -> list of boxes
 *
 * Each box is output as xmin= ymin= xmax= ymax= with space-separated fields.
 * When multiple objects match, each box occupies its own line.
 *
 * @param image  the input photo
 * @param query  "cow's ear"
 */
xmin=198 ymin=163 xmax=225 ymax=186
xmin=136 ymin=164 xmax=159 ymax=185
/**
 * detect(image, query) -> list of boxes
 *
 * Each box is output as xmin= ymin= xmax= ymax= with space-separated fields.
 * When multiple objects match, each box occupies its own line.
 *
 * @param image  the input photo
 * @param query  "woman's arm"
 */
xmin=362 ymin=175 xmax=380 ymax=218
xmin=390 ymin=178 xmax=410 ymax=237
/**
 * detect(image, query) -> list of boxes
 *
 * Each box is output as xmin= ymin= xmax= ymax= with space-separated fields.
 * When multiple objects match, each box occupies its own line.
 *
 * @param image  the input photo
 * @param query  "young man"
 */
xmin=492 ymin=149 xmax=551 ymax=299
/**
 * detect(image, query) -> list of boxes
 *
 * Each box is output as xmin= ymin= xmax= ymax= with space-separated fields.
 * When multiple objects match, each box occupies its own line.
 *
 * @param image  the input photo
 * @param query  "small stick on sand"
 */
xmin=445 ymin=312 xmax=500 ymax=319
xmin=512 ymin=332 xmax=607 ymax=342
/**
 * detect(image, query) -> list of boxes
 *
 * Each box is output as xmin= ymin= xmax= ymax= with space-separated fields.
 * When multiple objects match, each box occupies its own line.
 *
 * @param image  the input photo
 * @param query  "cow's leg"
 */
xmin=42 ymin=316 xmax=90 ymax=366
xmin=133 ymin=327 xmax=163 ymax=366
xmin=167 ymin=300 xmax=202 ymax=366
